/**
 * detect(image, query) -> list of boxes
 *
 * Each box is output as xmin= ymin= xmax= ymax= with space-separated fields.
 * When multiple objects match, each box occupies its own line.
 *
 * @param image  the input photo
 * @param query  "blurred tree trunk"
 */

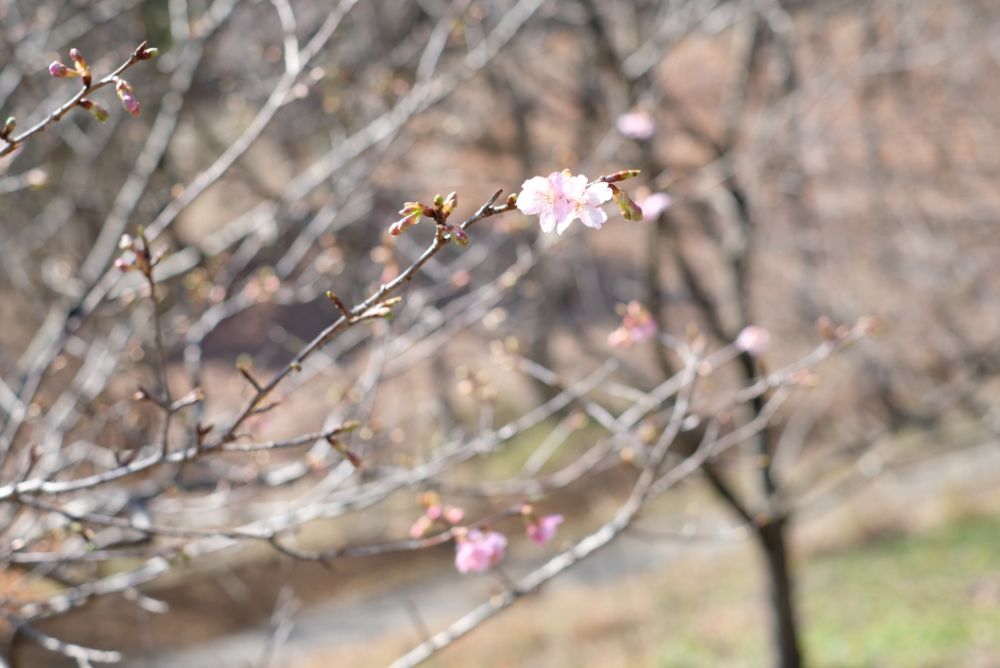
xmin=755 ymin=517 xmax=802 ymax=668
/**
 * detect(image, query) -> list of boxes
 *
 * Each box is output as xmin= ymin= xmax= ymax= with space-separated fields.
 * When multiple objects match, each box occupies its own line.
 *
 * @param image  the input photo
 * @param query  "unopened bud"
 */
xmin=328 ymin=437 xmax=362 ymax=468
xmin=115 ymin=79 xmax=140 ymax=116
xmin=79 ymin=98 xmax=109 ymax=122
xmin=602 ymin=169 xmax=641 ymax=183
xmin=140 ymin=47 xmax=159 ymax=60
xmin=398 ymin=201 xmax=423 ymax=216
xmin=120 ymin=93 xmax=140 ymax=116
xmin=611 ymin=186 xmax=643 ymax=221
xmin=68 ymin=48 xmax=90 ymax=83
xmin=451 ymin=228 xmax=469 ymax=247
xmin=0 ymin=116 xmax=14 ymax=140
xmin=433 ymin=193 xmax=445 ymax=208
xmin=506 ymin=193 xmax=517 ymax=207
xmin=389 ymin=209 xmax=421 ymax=236
xmin=442 ymin=192 xmax=458 ymax=216
xmin=49 ymin=61 xmax=73 ymax=77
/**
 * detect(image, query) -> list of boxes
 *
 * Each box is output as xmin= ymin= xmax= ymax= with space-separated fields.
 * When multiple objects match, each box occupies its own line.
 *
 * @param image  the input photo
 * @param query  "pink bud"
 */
xmin=425 ymin=505 xmax=442 ymax=521
xmin=120 ymin=93 xmax=140 ymax=116
xmin=526 ymin=514 xmax=564 ymax=545
xmin=49 ymin=61 xmax=72 ymax=77
xmin=67 ymin=49 xmax=90 ymax=83
xmin=388 ymin=210 xmax=421 ymax=236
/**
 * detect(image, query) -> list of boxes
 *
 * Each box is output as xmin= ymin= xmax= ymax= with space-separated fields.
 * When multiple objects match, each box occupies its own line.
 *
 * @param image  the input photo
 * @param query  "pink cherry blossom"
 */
xmin=516 ymin=170 xmax=613 ymax=234
xmin=616 ymin=111 xmax=655 ymax=140
xmin=608 ymin=301 xmax=657 ymax=348
xmin=454 ymin=529 xmax=507 ymax=573
xmin=443 ymin=506 xmax=465 ymax=524
xmin=526 ymin=514 xmax=564 ymax=545
xmin=736 ymin=325 xmax=770 ymax=356
xmin=639 ymin=192 xmax=672 ymax=219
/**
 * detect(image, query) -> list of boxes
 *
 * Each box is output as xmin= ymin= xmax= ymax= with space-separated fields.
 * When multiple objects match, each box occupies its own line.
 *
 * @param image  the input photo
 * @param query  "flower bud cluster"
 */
xmin=49 ymin=48 xmax=92 ymax=85
xmin=409 ymin=491 xmax=466 ymax=539
xmin=49 ymin=45 xmax=155 ymax=120
xmin=115 ymin=229 xmax=161 ymax=276
xmin=608 ymin=301 xmax=657 ymax=348
xmin=388 ymin=191 xmax=467 ymax=246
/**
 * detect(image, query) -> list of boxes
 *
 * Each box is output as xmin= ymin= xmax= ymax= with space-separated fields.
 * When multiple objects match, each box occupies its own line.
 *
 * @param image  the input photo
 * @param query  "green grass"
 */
xmin=649 ymin=514 xmax=1000 ymax=667
xmin=801 ymin=514 xmax=1000 ymax=667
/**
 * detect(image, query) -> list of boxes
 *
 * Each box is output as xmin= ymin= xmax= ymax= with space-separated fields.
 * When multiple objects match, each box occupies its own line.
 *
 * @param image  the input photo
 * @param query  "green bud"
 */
xmin=612 ymin=186 xmax=643 ymax=222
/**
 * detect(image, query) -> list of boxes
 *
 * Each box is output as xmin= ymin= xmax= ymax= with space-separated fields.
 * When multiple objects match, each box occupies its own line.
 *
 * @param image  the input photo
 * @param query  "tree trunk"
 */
xmin=755 ymin=518 xmax=803 ymax=668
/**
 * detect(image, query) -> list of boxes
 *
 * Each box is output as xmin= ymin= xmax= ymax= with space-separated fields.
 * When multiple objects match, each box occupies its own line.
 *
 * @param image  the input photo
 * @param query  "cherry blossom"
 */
xmin=516 ymin=170 xmax=612 ymax=234
xmin=736 ymin=325 xmax=771 ymax=356
xmin=526 ymin=514 xmax=564 ymax=545
xmin=639 ymin=192 xmax=672 ymax=219
xmin=455 ymin=529 xmax=508 ymax=573
xmin=608 ymin=301 xmax=657 ymax=348
xmin=616 ymin=110 xmax=655 ymax=140
xmin=443 ymin=506 xmax=465 ymax=524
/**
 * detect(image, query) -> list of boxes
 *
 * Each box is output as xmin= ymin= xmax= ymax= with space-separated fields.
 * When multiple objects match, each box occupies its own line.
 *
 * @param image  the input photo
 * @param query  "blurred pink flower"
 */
xmin=455 ymin=529 xmax=507 ymax=573
xmin=409 ymin=514 xmax=433 ymax=539
xmin=425 ymin=504 xmax=442 ymax=521
xmin=608 ymin=301 xmax=657 ymax=348
xmin=639 ymin=192 xmax=672 ymax=219
xmin=616 ymin=111 xmax=655 ymax=140
xmin=526 ymin=514 xmax=564 ymax=545
xmin=517 ymin=170 xmax=612 ymax=234
xmin=736 ymin=325 xmax=770 ymax=356
xmin=444 ymin=506 xmax=465 ymax=524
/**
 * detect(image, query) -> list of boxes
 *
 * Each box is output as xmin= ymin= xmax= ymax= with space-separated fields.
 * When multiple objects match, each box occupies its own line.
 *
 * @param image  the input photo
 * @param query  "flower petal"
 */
xmin=579 ymin=203 xmax=608 ymax=229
